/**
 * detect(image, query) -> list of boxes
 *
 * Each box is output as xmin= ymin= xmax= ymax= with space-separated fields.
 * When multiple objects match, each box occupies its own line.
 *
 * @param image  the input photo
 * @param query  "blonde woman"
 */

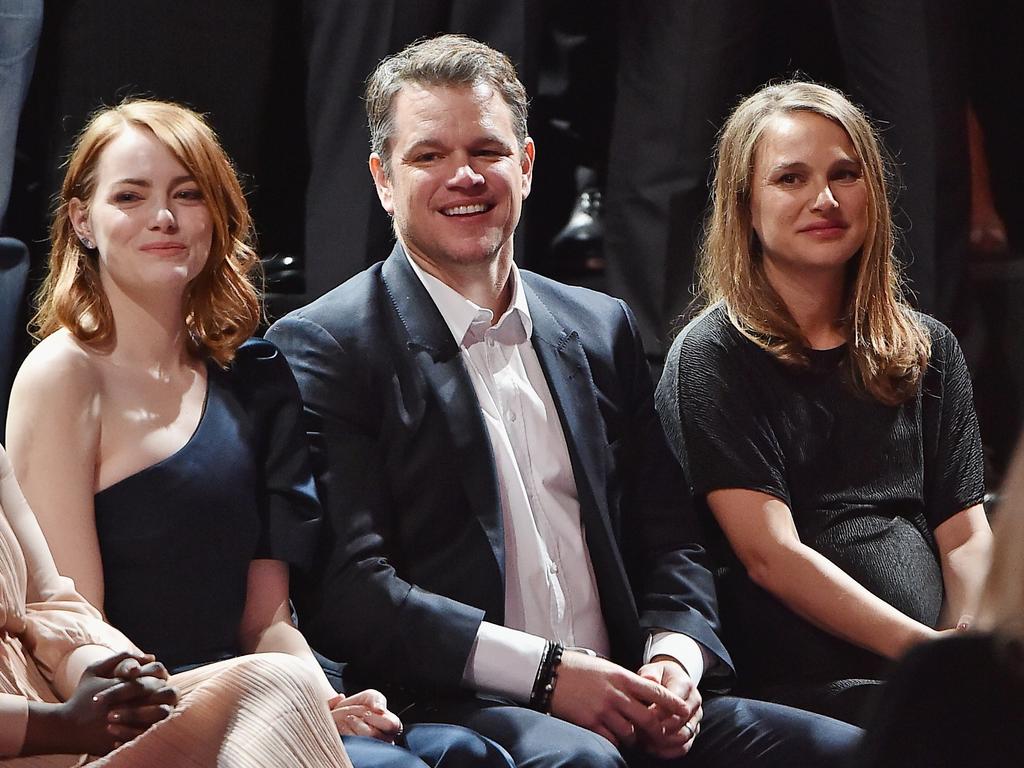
xmin=656 ymin=81 xmax=992 ymax=725
xmin=6 ymin=100 xmax=507 ymax=768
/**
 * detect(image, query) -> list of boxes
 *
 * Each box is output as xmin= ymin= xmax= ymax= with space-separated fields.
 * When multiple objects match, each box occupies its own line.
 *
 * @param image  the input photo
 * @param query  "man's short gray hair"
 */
xmin=365 ymin=34 xmax=529 ymax=173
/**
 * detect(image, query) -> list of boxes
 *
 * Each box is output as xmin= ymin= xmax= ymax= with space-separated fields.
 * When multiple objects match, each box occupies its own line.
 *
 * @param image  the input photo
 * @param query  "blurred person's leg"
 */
xmin=602 ymin=0 xmax=764 ymax=355
xmin=832 ymin=0 xmax=971 ymax=327
xmin=0 ymin=0 xmax=43 ymax=230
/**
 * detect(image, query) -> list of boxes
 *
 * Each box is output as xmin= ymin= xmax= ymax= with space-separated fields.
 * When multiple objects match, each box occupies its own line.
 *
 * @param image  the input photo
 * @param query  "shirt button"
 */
xmin=548 ymin=562 xmax=559 ymax=574
xmin=509 ymin=412 xmax=517 ymax=422
xmin=487 ymin=338 xmax=495 ymax=347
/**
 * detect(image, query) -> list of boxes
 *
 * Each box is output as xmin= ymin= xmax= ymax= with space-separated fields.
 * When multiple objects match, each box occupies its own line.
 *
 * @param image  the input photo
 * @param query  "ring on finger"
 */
xmin=682 ymin=722 xmax=696 ymax=740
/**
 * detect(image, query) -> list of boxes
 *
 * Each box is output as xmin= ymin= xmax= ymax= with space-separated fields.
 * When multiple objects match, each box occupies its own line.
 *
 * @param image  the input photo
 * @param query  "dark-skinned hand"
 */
xmin=23 ymin=651 xmax=178 ymax=757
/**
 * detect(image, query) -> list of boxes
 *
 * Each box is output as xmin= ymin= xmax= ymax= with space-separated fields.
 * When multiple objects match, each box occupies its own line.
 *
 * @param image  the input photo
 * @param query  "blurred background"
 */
xmin=2 ymin=0 xmax=1020 ymax=481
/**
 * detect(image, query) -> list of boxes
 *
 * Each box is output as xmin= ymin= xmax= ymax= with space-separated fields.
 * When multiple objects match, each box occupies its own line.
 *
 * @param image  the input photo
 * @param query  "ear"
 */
xmin=520 ymin=138 xmax=535 ymax=200
xmin=68 ymin=198 xmax=93 ymax=242
xmin=369 ymin=153 xmax=395 ymax=216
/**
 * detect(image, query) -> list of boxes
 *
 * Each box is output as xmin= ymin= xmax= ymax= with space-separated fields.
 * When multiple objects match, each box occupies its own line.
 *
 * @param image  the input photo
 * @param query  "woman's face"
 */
xmin=71 ymin=126 xmax=212 ymax=300
xmin=748 ymin=111 xmax=869 ymax=280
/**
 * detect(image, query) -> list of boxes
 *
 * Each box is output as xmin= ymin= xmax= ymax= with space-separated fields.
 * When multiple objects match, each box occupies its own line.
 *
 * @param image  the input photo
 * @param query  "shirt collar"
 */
xmin=404 ymin=249 xmax=534 ymax=347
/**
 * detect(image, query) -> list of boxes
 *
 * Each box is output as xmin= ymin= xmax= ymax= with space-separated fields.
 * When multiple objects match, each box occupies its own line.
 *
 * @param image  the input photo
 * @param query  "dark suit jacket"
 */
xmin=266 ymin=245 xmax=734 ymax=698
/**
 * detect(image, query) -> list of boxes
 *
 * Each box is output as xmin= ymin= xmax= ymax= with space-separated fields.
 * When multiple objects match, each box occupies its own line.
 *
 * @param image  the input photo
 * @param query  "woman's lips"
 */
xmin=140 ymin=242 xmax=187 ymax=252
xmin=799 ymin=221 xmax=849 ymax=237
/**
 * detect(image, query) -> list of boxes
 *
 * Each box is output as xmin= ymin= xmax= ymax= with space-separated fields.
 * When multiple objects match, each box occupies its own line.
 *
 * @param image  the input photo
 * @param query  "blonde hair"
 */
xmin=698 ymin=80 xmax=929 ymax=405
xmin=977 ymin=443 xmax=1024 ymax=640
xmin=33 ymin=99 xmax=261 ymax=366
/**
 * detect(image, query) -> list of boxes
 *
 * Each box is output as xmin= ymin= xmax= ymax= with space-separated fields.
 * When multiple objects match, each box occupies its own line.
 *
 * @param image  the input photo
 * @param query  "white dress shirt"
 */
xmin=406 ymin=252 xmax=707 ymax=702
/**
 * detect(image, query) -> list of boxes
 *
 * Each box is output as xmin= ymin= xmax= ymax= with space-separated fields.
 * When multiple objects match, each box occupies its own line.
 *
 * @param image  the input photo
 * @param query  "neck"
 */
xmin=102 ymin=277 xmax=195 ymax=370
xmin=403 ymin=239 xmax=514 ymax=321
xmin=763 ymin=261 xmax=847 ymax=349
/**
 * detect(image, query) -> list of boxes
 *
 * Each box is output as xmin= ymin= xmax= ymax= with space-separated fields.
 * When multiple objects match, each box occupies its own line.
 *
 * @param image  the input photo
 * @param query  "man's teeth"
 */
xmin=443 ymin=204 xmax=489 ymax=216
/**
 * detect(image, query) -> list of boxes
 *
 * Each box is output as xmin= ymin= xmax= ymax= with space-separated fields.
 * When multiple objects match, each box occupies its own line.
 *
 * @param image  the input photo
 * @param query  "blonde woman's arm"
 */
xmin=708 ymin=488 xmax=941 ymax=660
xmin=934 ymin=505 xmax=992 ymax=629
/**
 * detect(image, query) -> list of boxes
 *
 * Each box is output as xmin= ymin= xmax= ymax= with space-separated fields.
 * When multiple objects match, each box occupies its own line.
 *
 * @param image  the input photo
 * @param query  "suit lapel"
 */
xmin=524 ymin=278 xmax=637 ymax=630
xmin=381 ymin=248 xmax=505 ymax=582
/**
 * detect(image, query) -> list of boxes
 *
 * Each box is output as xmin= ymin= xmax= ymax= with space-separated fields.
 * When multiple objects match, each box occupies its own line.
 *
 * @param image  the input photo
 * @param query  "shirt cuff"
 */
xmin=461 ymin=621 xmax=548 ymax=703
xmin=0 ymin=693 xmax=29 ymax=757
xmin=644 ymin=631 xmax=712 ymax=687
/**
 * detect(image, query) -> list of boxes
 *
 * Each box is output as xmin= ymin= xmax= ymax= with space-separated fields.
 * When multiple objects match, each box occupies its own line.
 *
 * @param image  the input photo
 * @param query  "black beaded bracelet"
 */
xmin=529 ymin=641 xmax=564 ymax=713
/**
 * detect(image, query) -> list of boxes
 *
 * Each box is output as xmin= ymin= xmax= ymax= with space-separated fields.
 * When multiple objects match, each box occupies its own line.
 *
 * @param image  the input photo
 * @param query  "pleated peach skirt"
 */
xmin=2 ymin=653 xmax=352 ymax=768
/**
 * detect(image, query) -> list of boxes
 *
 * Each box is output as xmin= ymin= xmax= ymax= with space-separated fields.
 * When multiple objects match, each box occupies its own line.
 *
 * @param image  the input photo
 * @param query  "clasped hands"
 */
xmin=32 ymin=651 xmax=178 ymax=756
xmin=550 ymin=651 xmax=702 ymax=759
xmin=328 ymin=688 xmax=404 ymax=742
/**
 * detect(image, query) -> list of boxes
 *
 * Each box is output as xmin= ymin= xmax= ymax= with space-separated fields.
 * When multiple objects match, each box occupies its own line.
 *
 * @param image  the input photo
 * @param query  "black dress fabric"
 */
xmin=93 ymin=338 xmax=321 ymax=673
xmin=858 ymin=632 xmax=1024 ymax=768
xmin=655 ymin=303 xmax=985 ymax=718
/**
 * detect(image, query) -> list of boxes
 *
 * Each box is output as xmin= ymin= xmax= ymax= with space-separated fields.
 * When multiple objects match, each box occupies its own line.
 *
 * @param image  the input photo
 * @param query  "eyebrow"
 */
xmin=766 ymin=161 xmax=808 ymax=174
xmin=402 ymin=134 xmax=514 ymax=155
xmin=766 ymin=157 xmax=860 ymax=175
xmin=113 ymin=175 xmax=196 ymax=187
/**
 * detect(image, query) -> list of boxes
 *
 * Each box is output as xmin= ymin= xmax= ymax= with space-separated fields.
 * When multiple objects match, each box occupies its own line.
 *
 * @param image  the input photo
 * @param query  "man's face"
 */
xmin=369 ymin=81 xmax=534 ymax=278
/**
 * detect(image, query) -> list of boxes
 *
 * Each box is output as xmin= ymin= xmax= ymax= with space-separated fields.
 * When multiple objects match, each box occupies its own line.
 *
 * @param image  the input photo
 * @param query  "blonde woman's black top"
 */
xmin=656 ymin=303 xmax=985 ymax=720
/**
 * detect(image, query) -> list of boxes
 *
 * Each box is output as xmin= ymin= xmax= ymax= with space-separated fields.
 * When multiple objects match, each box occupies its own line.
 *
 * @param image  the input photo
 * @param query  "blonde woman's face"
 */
xmin=748 ymin=111 xmax=868 ymax=278
xmin=71 ymin=126 xmax=212 ymax=300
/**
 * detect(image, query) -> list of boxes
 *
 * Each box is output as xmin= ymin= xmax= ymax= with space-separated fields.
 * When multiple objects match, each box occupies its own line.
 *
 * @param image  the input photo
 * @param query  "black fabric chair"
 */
xmin=0 ymin=237 xmax=30 ymax=429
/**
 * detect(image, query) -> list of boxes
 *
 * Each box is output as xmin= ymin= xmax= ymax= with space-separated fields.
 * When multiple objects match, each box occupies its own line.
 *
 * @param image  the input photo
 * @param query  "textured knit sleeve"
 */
xmin=920 ymin=317 xmax=986 ymax=529
xmin=1 ymin=445 xmax=139 ymax=705
xmin=657 ymin=309 xmax=791 ymax=507
xmin=232 ymin=339 xmax=323 ymax=571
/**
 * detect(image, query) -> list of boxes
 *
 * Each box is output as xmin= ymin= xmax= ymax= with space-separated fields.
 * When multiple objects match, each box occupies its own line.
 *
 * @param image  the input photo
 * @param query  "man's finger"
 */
xmin=601 ymin=709 xmax=638 ymax=748
xmin=626 ymin=675 xmax=689 ymax=718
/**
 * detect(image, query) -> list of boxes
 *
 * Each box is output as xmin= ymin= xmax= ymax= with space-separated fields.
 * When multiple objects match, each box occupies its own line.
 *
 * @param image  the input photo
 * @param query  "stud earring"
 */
xmin=80 ymin=236 xmax=94 ymax=249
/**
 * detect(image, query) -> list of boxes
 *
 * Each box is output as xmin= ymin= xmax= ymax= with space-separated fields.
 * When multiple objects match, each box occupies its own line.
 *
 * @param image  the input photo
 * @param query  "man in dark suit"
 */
xmin=267 ymin=34 xmax=860 ymax=767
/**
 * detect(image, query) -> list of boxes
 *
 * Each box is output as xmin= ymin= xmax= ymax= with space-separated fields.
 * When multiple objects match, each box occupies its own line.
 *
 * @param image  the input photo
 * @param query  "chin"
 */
xmin=443 ymin=237 xmax=507 ymax=265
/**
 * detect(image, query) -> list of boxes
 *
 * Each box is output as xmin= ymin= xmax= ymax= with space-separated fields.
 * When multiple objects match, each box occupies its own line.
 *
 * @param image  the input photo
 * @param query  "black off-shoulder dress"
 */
xmin=93 ymin=338 xmax=321 ymax=673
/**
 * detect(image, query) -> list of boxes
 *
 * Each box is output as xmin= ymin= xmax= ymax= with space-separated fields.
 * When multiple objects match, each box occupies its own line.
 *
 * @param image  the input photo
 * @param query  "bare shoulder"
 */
xmin=9 ymin=330 xmax=104 ymax=427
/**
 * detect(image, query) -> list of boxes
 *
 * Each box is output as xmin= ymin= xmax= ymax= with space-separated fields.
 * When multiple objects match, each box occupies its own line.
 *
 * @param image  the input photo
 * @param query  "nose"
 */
xmin=149 ymin=202 xmax=178 ymax=231
xmin=447 ymin=161 xmax=485 ymax=189
xmin=812 ymin=184 xmax=839 ymax=211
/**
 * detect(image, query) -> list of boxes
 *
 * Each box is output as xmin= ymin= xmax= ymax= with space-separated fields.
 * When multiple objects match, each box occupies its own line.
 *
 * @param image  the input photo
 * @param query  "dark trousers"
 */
xmin=343 ymin=724 xmax=514 ymax=768
xmin=408 ymin=693 xmax=862 ymax=768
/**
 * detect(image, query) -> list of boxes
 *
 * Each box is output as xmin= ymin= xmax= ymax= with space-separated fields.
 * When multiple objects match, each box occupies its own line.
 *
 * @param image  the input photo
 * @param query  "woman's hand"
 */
xmin=108 ymin=653 xmax=171 ymax=684
xmin=328 ymin=688 xmax=403 ymax=742
xmin=24 ymin=652 xmax=178 ymax=756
